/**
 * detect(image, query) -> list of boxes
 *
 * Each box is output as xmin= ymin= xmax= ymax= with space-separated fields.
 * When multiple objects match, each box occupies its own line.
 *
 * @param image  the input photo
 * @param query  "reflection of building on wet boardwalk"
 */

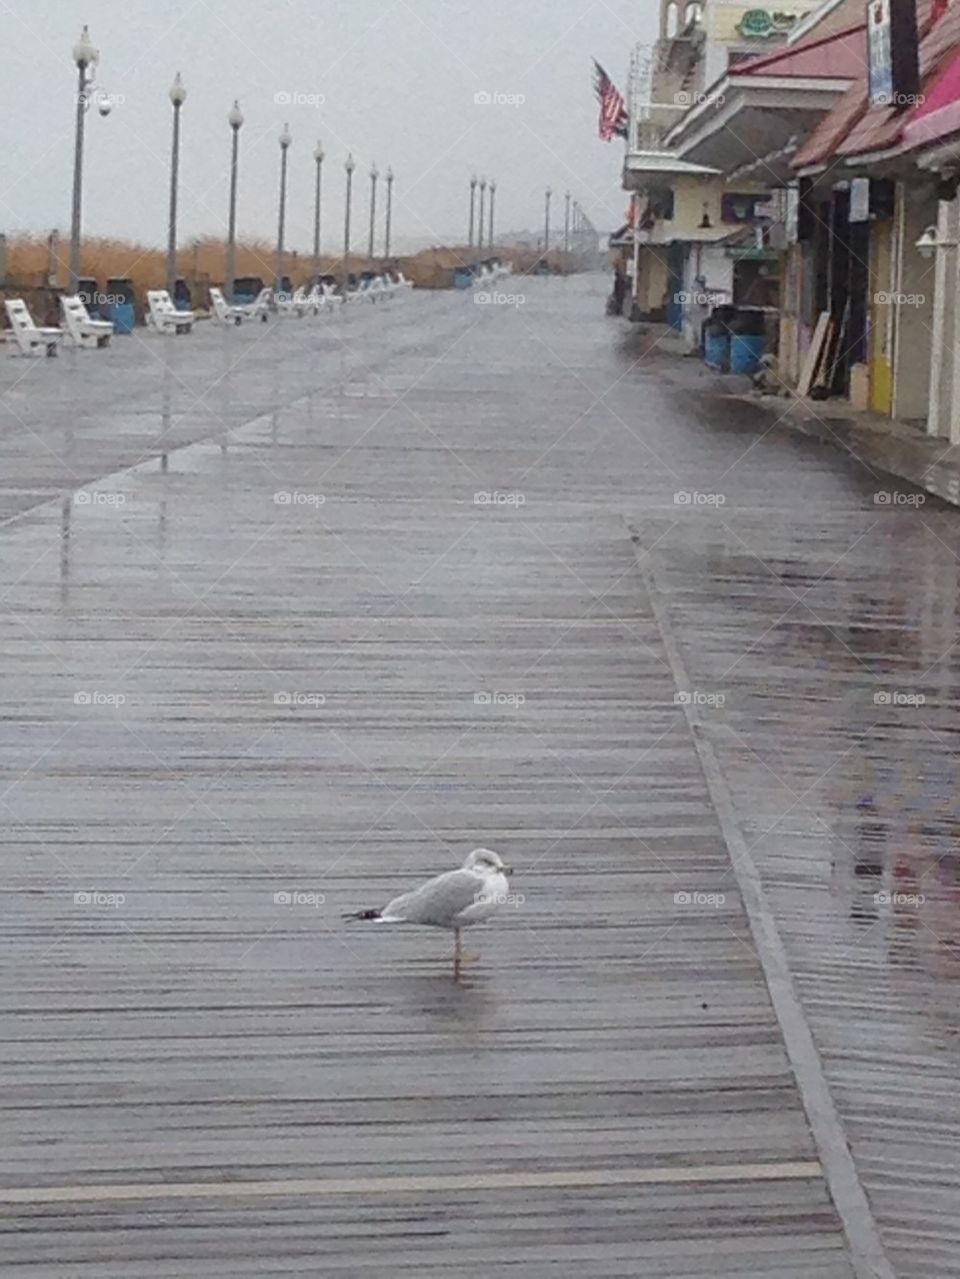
xmin=2 ymin=277 xmax=959 ymax=1274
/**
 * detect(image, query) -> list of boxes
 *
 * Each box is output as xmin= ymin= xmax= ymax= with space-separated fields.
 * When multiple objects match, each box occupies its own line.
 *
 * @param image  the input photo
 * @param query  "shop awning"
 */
xmin=902 ymin=50 xmax=960 ymax=148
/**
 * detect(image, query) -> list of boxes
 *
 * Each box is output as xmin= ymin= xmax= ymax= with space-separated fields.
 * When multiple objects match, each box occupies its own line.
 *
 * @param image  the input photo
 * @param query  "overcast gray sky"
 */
xmin=1 ymin=0 xmax=657 ymax=252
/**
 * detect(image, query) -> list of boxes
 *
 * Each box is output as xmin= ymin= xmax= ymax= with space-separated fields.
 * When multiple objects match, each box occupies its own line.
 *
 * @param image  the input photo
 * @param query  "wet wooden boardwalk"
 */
xmin=3 ymin=275 xmax=954 ymax=1274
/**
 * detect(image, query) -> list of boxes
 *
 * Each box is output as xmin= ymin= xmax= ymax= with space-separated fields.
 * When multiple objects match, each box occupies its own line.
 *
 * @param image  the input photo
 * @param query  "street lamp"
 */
xmin=544 ymin=187 xmax=552 ymax=254
xmin=368 ymin=162 xmax=379 ymax=263
xmin=488 ymin=179 xmax=497 ymax=249
xmin=275 ymin=122 xmax=292 ymax=290
xmin=69 ymin=25 xmax=100 ymax=293
xmin=915 ymin=225 xmax=958 ymax=259
xmin=564 ymin=191 xmax=571 ymax=254
xmin=313 ymin=141 xmax=325 ymax=276
xmin=478 ymin=177 xmax=487 ymax=255
xmin=166 ymin=73 xmax=187 ymax=299
xmin=225 ymin=100 xmax=243 ymax=302
xmin=385 ymin=167 xmax=395 ymax=261
xmin=344 ymin=152 xmax=356 ymax=290
xmin=468 ymin=174 xmax=478 ymax=249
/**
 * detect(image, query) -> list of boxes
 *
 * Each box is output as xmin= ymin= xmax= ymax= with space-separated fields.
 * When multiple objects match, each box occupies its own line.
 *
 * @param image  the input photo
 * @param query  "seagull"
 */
xmin=345 ymin=848 xmax=513 ymax=980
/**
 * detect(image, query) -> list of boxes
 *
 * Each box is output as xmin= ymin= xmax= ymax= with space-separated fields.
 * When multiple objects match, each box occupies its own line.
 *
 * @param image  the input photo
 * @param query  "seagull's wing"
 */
xmin=381 ymin=867 xmax=486 ymax=926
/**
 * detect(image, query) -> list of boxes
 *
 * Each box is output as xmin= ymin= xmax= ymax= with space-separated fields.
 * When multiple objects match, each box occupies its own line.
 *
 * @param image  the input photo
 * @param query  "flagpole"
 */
xmin=629 ymin=47 xmax=641 ymax=321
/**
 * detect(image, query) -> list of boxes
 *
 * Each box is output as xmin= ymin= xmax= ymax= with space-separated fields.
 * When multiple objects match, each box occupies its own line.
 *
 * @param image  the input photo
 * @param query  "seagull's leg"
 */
xmin=453 ymin=929 xmax=462 ymax=982
xmin=457 ymin=927 xmax=482 ymax=969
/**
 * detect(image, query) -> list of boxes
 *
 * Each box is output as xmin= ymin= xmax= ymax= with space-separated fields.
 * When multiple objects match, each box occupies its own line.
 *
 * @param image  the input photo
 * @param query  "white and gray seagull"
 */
xmin=345 ymin=849 xmax=513 ymax=980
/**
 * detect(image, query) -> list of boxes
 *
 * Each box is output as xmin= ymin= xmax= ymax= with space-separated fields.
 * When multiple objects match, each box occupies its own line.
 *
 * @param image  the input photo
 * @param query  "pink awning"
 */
xmin=903 ymin=50 xmax=960 ymax=148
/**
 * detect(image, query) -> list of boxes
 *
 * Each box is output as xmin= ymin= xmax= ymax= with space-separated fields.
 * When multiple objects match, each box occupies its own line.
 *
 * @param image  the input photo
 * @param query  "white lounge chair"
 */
xmin=303 ymin=285 xmax=325 ymax=315
xmin=60 ymin=295 xmax=114 ymax=349
xmin=4 ymin=299 xmax=63 ymax=357
xmin=276 ymin=287 xmax=307 ymax=317
xmin=146 ymin=290 xmax=195 ymax=335
xmin=209 ymin=286 xmax=252 ymax=326
xmin=246 ymin=288 xmax=274 ymax=323
xmin=359 ymin=276 xmax=386 ymax=304
xmin=394 ymin=271 xmax=414 ymax=291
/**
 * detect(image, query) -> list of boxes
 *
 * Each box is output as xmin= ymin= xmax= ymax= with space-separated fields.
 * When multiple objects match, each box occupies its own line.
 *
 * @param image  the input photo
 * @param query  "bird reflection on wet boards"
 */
xmin=344 ymin=849 xmax=515 ymax=981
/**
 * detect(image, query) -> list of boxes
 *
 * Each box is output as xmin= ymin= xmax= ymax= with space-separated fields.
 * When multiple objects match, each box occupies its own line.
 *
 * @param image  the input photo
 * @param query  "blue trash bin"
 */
xmin=704 ymin=328 xmax=730 ymax=371
xmin=105 ymin=277 xmax=136 ymax=333
xmin=232 ymin=276 xmax=264 ymax=306
xmin=730 ymin=333 xmax=765 ymax=375
xmin=453 ymin=266 xmax=474 ymax=289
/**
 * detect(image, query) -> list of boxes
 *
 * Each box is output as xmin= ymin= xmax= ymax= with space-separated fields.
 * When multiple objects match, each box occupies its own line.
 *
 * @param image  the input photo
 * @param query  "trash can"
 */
xmin=728 ymin=309 xmax=766 ymax=375
xmin=453 ymin=266 xmax=474 ymax=289
xmin=77 ymin=277 xmax=99 ymax=315
xmin=232 ymin=276 xmax=263 ymax=306
xmin=104 ymin=277 xmax=136 ymax=333
xmin=703 ymin=322 xmax=729 ymax=371
xmin=173 ymin=278 xmax=193 ymax=312
xmin=703 ymin=305 xmax=736 ymax=372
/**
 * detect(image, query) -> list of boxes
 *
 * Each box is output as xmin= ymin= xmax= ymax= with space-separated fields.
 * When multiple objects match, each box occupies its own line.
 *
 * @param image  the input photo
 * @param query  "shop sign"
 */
xmin=735 ymin=9 xmax=801 ymax=37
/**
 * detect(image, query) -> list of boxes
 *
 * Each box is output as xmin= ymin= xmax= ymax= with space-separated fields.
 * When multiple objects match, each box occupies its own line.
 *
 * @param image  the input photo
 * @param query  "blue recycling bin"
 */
xmin=454 ymin=266 xmax=474 ymax=289
xmin=77 ymin=278 xmax=99 ymax=316
xmin=730 ymin=333 xmax=765 ymax=375
xmin=232 ymin=276 xmax=263 ymax=305
xmin=704 ymin=329 xmax=730 ymax=371
xmin=173 ymin=278 xmax=192 ymax=312
xmin=728 ymin=309 xmax=766 ymax=375
xmin=105 ymin=277 xmax=135 ymax=333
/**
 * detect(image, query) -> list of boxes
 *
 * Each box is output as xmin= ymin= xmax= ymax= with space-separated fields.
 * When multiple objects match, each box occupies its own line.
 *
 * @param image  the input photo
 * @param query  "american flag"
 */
xmin=594 ymin=60 xmax=628 ymax=142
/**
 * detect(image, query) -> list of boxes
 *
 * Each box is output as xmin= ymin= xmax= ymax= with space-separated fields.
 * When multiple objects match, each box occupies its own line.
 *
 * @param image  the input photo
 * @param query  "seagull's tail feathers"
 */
xmin=342 ymin=907 xmax=382 ymax=922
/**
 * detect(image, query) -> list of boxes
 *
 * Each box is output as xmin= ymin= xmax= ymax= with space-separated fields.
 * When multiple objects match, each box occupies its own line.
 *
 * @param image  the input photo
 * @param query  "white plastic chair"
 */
xmin=4 ymin=299 xmax=63 ymax=357
xmin=303 ymin=285 xmax=325 ymax=315
xmin=247 ymin=288 xmax=274 ymax=322
xmin=276 ymin=288 xmax=307 ymax=317
xmin=209 ymin=286 xmax=251 ymax=327
xmin=60 ymin=295 xmax=114 ymax=349
xmin=359 ymin=276 xmax=386 ymax=304
xmin=146 ymin=290 xmax=195 ymax=334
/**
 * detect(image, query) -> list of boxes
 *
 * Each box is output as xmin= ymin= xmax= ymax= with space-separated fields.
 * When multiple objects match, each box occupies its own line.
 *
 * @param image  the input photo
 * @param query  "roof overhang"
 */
xmin=915 ymin=138 xmax=960 ymax=172
xmin=641 ymin=224 xmax=750 ymax=246
xmin=622 ymin=151 xmax=720 ymax=191
xmin=665 ymin=79 xmax=850 ymax=174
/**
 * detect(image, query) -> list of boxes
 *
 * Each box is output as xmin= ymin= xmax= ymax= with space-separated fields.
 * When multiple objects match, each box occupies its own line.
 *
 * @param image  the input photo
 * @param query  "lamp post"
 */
xmin=385 ymin=167 xmax=395 ymax=261
xmin=225 ymin=100 xmax=243 ymax=301
xmin=564 ymin=191 xmax=571 ymax=254
xmin=488 ymin=179 xmax=496 ymax=249
xmin=70 ymin=25 xmax=99 ymax=293
xmin=468 ymin=174 xmax=478 ymax=249
xmin=313 ymin=141 xmax=325 ymax=277
xmin=275 ymin=122 xmax=292 ymax=290
xmin=344 ymin=152 xmax=356 ymax=289
xmin=368 ymin=162 xmax=379 ymax=263
xmin=478 ymin=178 xmax=487 ymax=255
xmin=165 ymin=73 xmax=187 ymax=298
xmin=544 ymin=187 xmax=552 ymax=255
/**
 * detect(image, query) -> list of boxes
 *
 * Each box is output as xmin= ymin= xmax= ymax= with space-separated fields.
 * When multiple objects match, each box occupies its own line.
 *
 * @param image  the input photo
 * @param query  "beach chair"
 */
xmin=247 ymin=288 xmax=274 ymax=322
xmin=209 ymin=286 xmax=252 ymax=327
xmin=146 ymin=290 xmax=195 ymax=334
xmin=276 ymin=287 xmax=307 ymax=317
xmin=4 ymin=299 xmax=63 ymax=357
xmin=60 ymin=295 xmax=114 ymax=349
xmin=303 ymin=284 xmax=325 ymax=315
